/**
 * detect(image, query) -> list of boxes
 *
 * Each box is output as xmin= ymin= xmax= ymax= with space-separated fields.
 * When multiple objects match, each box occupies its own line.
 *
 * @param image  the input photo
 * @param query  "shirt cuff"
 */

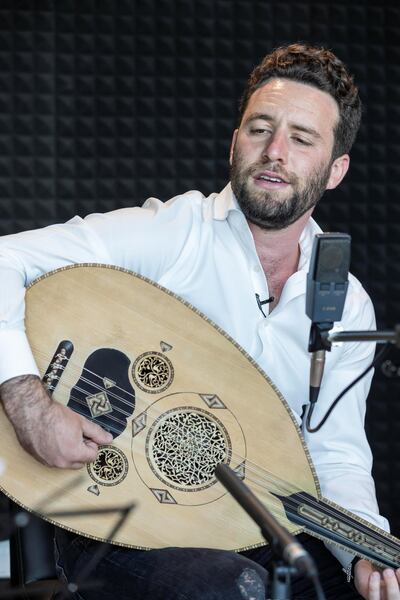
xmin=326 ymin=543 xmax=355 ymax=569
xmin=0 ymin=330 xmax=40 ymax=385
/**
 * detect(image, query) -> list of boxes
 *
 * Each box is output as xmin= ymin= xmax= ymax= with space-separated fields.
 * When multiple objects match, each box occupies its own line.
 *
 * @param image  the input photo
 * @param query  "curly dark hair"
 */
xmin=239 ymin=43 xmax=362 ymax=160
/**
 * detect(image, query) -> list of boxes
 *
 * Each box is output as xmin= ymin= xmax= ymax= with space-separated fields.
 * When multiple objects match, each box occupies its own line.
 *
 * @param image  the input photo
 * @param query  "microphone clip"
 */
xmin=308 ymin=322 xmax=333 ymax=353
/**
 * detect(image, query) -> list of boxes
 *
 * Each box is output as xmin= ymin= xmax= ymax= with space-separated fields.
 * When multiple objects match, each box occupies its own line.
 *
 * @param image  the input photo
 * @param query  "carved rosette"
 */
xmin=132 ymin=352 xmax=174 ymax=393
xmin=146 ymin=407 xmax=231 ymax=492
xmin=87 ymin=445 xmax=128 ymax=486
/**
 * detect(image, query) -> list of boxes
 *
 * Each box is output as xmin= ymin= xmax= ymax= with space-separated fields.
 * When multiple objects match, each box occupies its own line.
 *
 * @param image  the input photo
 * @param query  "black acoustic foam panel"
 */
xmin=0 ymin=0 xmax=400 ymax=535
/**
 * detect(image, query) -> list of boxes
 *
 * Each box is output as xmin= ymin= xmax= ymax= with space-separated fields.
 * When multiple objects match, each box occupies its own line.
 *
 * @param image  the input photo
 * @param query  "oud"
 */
xmin=0 ymin=265 xmax=399 ymax=569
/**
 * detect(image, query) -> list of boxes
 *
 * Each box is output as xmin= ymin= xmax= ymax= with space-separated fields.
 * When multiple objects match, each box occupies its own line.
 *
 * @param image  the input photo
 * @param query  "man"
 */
xmin=0 ymin=43 xmax=399 ymax=599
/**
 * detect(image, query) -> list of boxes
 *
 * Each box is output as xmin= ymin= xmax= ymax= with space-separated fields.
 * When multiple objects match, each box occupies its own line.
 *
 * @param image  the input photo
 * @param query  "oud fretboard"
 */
xmin=274 ymin=491 xmax=400 ymax=569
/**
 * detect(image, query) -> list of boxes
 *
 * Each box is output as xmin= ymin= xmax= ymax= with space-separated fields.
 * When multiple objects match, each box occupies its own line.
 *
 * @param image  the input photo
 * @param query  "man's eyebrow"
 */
xmin=292 ymin=123 xmax=322 ymax=140
xmin=244 ymin=112 xmax=275 ymax=125
xmin=244 ymin=112 xmax=323 ymax=139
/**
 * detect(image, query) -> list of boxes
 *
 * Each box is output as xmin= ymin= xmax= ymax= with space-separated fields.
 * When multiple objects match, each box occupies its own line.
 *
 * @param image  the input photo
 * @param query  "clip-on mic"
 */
xmin=256 ymin=293 xmax=275 ymax=317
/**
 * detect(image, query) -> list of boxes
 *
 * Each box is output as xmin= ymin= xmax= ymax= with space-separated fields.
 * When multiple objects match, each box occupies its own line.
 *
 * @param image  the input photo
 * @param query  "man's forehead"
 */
xmin=243 ymin=78 xmax=339 ymax=128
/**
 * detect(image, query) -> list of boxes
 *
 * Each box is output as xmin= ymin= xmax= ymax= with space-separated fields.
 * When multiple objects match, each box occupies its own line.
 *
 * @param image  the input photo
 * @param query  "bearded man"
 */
xmin=0 ymin=43 xmax=398 ymax=600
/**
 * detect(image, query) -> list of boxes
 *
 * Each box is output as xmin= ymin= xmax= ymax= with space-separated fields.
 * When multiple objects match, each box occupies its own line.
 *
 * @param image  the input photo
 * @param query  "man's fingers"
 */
xmin=80 ymin=415 xmax=113 ymax=444
xmin=383 ymin=569 xmax=400 ymax=598
xmin=77 ymin=439 xmax=100 ymax=464
xmin=368 ymin=571 xmax=381 ymax=600
xmin=70 ymin=461 xmax=85 ymax=470
xmin=83 ymin=439 xmax=99 ymax=451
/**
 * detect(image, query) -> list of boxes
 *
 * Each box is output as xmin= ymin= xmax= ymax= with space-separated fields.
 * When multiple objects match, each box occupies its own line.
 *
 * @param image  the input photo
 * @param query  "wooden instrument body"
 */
xmin=0 ymin=265 xmax=319 ymax=550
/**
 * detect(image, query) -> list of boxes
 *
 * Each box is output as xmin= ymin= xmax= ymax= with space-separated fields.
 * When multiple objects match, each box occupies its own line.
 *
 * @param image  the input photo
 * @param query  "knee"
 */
xmin=235 ymin=567 xmax=267 ymax=599
xmin=177 ymin=550 xmax=268 ymax=600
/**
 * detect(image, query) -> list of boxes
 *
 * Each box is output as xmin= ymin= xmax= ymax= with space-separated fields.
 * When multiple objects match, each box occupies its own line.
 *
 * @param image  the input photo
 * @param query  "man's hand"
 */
xmin=355 ymin=559 xmax=400 ymax=599
xmin=0 ymin=374 xmax=113 ymax=469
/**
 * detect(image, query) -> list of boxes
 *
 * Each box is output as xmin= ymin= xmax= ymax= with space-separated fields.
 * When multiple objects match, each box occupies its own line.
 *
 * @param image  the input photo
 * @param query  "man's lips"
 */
xmin=253 ymin=171 xmax=290 ymax=188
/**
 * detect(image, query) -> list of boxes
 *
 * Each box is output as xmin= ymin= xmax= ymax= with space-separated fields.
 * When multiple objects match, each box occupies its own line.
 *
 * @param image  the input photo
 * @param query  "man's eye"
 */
xmin=293 ymin=136 xmax=312 ymax=146
xmin=250 ymin=128 xmax=270 ymax=135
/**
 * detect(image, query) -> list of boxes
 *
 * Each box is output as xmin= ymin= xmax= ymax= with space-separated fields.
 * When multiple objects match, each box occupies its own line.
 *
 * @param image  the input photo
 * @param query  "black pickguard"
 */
xmin=68 ymin=348 xmax=135 ymax=439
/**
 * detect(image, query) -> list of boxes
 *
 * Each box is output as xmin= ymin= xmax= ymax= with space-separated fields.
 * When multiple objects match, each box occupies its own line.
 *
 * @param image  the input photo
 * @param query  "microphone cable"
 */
xmin=305 ymin=343 xmax=391 ymax=433
xmin=312 ymin=574 xmax=327 ymax=600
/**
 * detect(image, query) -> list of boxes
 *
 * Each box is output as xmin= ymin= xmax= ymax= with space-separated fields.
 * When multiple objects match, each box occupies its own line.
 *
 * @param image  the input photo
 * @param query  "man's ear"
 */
xmin=326 ymin=154 xmax=350 ymax=190
xmin=229 ymin=129 xmax=238 ymax=165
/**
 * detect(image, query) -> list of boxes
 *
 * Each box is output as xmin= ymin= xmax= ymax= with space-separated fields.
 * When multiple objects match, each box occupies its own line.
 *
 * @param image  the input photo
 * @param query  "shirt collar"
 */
xmin=298 ymin=218 xmax=322 ymax=271
xmin=212 ymin=182 xmax=241 ymax=220
xmin=213 ymin=182 xmax=322 ymax=272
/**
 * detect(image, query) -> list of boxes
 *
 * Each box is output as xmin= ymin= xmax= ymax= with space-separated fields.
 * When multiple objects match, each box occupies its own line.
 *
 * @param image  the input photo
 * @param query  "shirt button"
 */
xmin=253 ymin=264 xmax=262 ymax=273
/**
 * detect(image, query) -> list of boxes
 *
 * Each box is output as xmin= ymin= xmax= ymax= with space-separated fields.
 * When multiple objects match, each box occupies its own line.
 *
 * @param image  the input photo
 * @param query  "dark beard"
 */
xmin=230 ymin=152 xmax=332 ymax=231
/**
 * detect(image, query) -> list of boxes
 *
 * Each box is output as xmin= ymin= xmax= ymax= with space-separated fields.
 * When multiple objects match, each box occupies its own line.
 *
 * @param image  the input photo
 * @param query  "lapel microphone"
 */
xmin=255 ymin=293 xmax=275 ymax=317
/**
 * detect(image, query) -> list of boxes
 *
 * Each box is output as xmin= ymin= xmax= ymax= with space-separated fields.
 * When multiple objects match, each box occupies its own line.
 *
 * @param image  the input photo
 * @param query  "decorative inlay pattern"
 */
xmin=200 ymin=394 xmax=226 ymax=409
xmin=87 ymin=484 xmax=100 ymax=496
xmin=87 ymin=445 xmax=128 ymax=486
xmin=132 ymin=352 xmax=174 ymax=393
xmin=132 ymin=411 xmax=147 ymax=437
xmin=86 ymin=391 xmax=113 ymax=418
xmin=42 ymin=341 xmax=73 ymax=394
xmin=297 ymin=501 xmax=400 ymax=563
xmin=160 ymin=341 xmax=173 ymax=352
xmin=150 ymin=488 xmax=177 ymax=504
xmin=147 ymin=408 xmax=229 ymax=491
xmin=234 ymin=462 xmax=246 ymax=480
xmin=103 ymin=377 xmax=116 ymax=389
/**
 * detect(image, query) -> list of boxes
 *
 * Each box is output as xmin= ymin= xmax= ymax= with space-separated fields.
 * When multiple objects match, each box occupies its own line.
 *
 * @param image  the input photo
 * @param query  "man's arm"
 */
xmin=0 ymin=219 xmax=116 ymax=467
xmin=0 ymin=195 xmax=198 ymax=385
xmin=0 ymin=192 xmax=200 ymax=467
xmin=0 ymin=374 xmax=112 ymax=468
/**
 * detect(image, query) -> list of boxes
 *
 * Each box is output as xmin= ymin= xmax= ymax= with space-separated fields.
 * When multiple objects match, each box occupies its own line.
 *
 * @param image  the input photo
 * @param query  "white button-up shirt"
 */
xmin=0 ymin=183 xmax=389 ymax=566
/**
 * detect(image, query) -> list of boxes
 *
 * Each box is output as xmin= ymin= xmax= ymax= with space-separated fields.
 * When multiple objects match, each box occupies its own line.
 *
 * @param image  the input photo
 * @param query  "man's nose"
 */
xmin=262 ymin=131 xmax=288 ymax=163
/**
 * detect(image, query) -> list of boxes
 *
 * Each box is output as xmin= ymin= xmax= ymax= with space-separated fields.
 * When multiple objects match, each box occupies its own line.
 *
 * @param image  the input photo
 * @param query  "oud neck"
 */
xmin=274 ymin=491 xmax=400 ymax=569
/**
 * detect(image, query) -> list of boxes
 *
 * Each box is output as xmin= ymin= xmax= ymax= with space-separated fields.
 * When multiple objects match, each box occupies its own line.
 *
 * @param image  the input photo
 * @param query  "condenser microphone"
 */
xmin=306 ymin=233 xmax=351 ymax=404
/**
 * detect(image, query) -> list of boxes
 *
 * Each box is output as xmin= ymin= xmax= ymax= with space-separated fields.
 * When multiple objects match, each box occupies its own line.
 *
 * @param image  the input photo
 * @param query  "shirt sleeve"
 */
xmin=0 ymin=192 xmax=199 ymax=384
xmin=303 ymin=277 xmax=390 ymax=567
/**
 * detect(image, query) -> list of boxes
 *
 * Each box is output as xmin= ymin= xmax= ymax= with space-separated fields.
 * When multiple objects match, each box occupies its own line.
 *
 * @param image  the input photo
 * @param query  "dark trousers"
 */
xmin=54 ymin=529 xmax=362 ymax=600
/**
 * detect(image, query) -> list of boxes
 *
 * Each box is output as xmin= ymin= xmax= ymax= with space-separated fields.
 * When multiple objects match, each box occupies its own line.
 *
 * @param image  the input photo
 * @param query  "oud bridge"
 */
xmin=42 ymin=340 xmax=74 ymax=394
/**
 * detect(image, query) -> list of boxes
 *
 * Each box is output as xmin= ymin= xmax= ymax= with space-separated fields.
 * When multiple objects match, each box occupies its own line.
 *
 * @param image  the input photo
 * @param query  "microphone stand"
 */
xmin=324 ymin=325 xmax=400 ymax=347
xmin=270 ymin=562 xmax=297 ymax=600
xmin=215 ymin=464 xmax=324 ymax=600
xmin=312 ymin=323 xmax=400 ymax=351
xmin=305 ymin=324 xmax=398 ymax=434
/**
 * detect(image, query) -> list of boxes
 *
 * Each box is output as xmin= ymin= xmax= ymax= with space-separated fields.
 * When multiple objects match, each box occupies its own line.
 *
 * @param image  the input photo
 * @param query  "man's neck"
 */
xmin=248 ymin=209 xmax=313 ymax=309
